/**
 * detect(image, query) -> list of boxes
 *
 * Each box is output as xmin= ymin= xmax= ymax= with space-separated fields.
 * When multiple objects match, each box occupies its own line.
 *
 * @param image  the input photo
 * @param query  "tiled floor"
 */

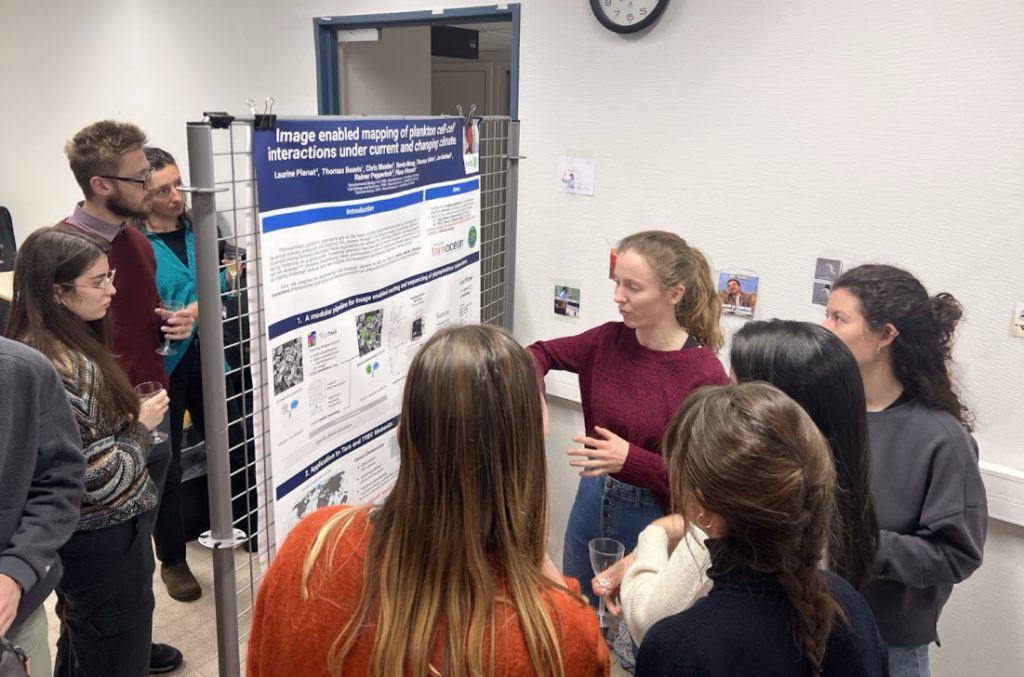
xmin=43 ymin=540 xmax=632 ymax=677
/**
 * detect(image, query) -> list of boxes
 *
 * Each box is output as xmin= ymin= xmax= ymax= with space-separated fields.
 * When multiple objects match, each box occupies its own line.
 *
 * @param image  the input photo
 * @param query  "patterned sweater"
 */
xmin=59 ymin=354 xmax=158 ymax=530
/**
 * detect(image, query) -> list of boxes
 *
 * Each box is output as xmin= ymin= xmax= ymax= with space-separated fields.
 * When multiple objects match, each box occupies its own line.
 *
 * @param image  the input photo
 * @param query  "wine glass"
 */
xmin=134 ymin=381 xmax=168 ymax=444
xmin=589 ymin=537 xmax=625 ymax=629
xmin=155 ymin=299 xmax=186 ymax=356
xmin=223 ymin=251 xmax=242 ymax=298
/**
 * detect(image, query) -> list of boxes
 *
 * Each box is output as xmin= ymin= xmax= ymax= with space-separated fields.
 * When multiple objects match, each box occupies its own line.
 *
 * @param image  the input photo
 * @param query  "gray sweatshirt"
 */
xmin=862 ymin=398 xmax=987 ymax=647
xmin=0 ymin=337 xmax=85 ymax=631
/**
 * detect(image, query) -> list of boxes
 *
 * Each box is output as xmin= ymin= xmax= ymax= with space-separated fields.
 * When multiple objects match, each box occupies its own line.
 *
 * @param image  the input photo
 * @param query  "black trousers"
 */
xmin=152 ymin=338 xmax=258 ymax=563
xmin=54 ymin=515 xmax=155 ymax=677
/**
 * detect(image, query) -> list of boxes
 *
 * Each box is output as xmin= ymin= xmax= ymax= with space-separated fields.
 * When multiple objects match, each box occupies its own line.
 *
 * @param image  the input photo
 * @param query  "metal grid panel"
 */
xmin=190 ymin=116 xmax=516 ymax=675
xmin=477 ymin=117 xmax=512 ymax=328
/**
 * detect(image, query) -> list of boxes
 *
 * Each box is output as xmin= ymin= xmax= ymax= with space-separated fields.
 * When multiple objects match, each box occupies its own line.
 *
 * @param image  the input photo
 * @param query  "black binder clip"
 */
xmin=203 ymin=112 xmax=235 ymax=129
xmin=253 ymin=97 xmax=277 ymax=130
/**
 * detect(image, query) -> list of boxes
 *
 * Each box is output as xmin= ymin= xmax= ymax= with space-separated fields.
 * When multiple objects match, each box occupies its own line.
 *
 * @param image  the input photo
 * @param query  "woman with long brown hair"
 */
xmin=6 ymin=226 xmax=168 ymax=677
xmin=248 ymin=325 xmax=608 ymax=677
xmin=635 ymin=383 xmax=888 ymax=677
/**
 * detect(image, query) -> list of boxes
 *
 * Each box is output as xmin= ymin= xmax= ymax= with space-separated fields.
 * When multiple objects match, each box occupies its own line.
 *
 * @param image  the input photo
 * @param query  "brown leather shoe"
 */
xmin=160 ymin=561 xmax=201 ymax=602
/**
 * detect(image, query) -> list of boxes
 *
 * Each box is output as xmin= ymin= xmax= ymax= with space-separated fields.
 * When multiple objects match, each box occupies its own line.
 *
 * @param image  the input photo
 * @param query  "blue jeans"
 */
xmin=563 ymin=475 xmax=664 ymax=606
xmin=888 ymin=645 xmax=930 ymax=677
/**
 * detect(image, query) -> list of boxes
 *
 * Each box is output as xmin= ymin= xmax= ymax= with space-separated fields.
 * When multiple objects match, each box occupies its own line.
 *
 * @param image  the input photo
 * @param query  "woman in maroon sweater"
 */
xmin=528 ymin=230 xmax=727 ymax=611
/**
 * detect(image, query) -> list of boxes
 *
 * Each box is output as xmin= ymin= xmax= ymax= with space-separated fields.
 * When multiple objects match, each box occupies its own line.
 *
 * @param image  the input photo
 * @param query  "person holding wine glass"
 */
xmin=595 ymin=321 xmax=880 ymax=650
xmin=57 ymin=118 xmax=190 ymax=674
xmin=248 ymin=325 xmax=609 ymax=677
xmin=5 ymin=226 xmax=170 ymax=677
xmin=133 ymin=145 xmax=255 ymax=602
xmin=634 ymin=383 xmax=889 ymax=677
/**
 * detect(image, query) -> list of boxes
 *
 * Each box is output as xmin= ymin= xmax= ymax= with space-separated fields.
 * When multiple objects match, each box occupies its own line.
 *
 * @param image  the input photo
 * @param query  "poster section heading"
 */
xmin=276 ymin=416 xmax=399 ymax=500
xmin=268 ymin=251 xmax=480 ymax=340
xmin=252 ymin=118 xmax=475 ymax=212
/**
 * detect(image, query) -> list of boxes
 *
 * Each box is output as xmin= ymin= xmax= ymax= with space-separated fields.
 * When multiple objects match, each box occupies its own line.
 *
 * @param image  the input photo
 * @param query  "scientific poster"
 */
xmin=252 ymin=118 xmax=480 ymax=544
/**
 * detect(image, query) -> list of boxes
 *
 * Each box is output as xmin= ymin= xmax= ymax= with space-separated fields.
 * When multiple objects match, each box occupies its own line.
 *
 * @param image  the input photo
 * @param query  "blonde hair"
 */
xmin=618 ymin=230 xmax=724 ymax=350
xmin=664 ymin=383 xmax=844 ymax=674
xmin=301 ymin=325 xmax=575 ymax=677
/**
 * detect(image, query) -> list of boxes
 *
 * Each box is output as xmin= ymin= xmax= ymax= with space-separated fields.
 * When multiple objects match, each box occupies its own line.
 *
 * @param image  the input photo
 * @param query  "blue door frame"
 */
xmin=313 ymin=4 xmax=520 ymax=117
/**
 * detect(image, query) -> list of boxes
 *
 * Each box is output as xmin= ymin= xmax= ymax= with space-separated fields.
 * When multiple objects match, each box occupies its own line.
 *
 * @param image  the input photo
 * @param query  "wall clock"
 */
xmin=590 ymin=0 xmax=670 ymax=34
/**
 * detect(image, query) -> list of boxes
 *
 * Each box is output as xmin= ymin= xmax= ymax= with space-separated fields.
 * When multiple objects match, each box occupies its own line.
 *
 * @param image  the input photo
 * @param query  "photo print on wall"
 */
xmin=717 ymin=272 xmax=759 ymax=318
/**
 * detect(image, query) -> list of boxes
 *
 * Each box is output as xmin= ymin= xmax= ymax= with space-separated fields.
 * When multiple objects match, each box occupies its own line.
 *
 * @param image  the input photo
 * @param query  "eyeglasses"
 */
xmin=71 ymin=268 xmax=117 ymax=290
xmin=99 ymin=169 xmax=154 ymax=190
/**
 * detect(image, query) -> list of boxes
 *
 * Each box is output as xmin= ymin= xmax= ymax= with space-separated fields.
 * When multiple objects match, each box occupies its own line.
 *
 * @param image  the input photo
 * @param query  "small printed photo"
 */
xmin=717 ymin=273 xmax=759 ymax=317
xmin=814 ymin=257 xmax=842 ymax=283
xmin=1012 ymin=301 xmax=1024 ymax=338
xmin=463 ymin=119 xmax=479 ymax=156
xmin=463 ymin=120 xmax=480 ymax=174
xmin=411 ymin=316 xmax=424 ymax=341
xmin=609 ymin=248 xmax=618 ymax=281
xmin=557 ymin=156 xmax=595 ymax=196
xmin=812 ymin=281 xmax=832 ymax=306
xmin=272 ymin=337 xmax=304 ymax=394
xmin=553 ymin=285 xmax=582 ymax=318
xmin=356 ymin=309 xmax=383 ymax=356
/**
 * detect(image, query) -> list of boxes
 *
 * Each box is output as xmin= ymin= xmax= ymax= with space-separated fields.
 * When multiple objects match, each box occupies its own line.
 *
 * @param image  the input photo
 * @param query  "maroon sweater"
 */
xmin=59 ymin=221 xmax=168 ymax=389
xmin=528 ymin=322 xmax=728 ymax=509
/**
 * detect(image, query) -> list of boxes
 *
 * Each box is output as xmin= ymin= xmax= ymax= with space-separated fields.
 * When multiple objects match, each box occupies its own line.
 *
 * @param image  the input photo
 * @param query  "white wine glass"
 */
xmin=134 ymin=381 xmax=168 ymax=444
xmin=223 ymin=251 xmax=242 ymax=298
xmin=155 ymin=299 xmax=185 ymax=356
xmin=589 ymin=537 xmax=625 ymax=628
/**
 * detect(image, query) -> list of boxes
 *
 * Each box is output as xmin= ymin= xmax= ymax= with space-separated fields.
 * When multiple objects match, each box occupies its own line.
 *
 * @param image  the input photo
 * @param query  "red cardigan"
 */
xmin=529 ymin=322 xmax=728 ymax=509
xmin=248 ymin=506 xmax=610 ymax=677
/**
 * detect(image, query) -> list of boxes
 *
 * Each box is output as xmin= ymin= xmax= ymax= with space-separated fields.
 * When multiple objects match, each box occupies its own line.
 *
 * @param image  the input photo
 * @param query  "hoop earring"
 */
xmin=696 ymin=511 xmax=714 ymax=531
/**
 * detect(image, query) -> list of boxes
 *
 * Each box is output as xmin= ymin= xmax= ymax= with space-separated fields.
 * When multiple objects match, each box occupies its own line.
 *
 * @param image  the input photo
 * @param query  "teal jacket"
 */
xmin=143 ymin=218 xmax=226 ymax=375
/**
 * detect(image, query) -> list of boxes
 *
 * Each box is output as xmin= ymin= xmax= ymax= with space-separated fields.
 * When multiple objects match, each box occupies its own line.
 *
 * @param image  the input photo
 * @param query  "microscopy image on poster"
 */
xmin=357 ymin=309 xmax=383 ymax=356
xmin=253 ymin=117 xmax=481 ymax=546
xmin=272 ymin=337 xmax=303 ymax=394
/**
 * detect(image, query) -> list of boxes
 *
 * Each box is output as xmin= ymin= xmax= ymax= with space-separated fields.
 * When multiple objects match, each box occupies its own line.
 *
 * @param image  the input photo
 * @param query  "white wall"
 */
xmin=1 ymin=2 xmax=1021 ymax=674
xmin=339 ymin=26 xmax=431 ymax=115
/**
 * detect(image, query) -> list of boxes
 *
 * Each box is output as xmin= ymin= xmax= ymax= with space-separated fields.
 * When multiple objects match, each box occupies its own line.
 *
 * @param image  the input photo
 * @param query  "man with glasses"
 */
xmin=58 ymin=120 xmax=191 ymax=675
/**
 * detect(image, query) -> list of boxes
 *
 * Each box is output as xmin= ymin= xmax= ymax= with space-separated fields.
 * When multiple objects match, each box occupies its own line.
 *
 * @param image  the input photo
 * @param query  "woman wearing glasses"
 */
xmin=5 ymin=226 xmax=169 ymax=677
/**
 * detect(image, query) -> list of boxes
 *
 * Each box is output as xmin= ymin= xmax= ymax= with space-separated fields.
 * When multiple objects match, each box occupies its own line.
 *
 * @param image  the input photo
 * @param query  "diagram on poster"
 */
xmin=252 ymin=118 xmax=481 ymax=546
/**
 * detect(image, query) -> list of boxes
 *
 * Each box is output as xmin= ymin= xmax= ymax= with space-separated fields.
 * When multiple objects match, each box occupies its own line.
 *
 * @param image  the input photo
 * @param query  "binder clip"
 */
xmin=203 ymin=112 xmax=235 ymax=129
xmin=253 ymin=97 xmax=276 ymax=130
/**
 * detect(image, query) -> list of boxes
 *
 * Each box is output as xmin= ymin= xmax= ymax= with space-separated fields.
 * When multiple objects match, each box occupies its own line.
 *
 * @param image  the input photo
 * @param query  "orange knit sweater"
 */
xmin=248 ymin=506 xmax=610 ymax=677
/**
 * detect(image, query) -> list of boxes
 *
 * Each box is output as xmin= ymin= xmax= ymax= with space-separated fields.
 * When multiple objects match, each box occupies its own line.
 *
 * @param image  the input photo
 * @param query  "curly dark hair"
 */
xmin=833 ymin=264 xmax=973 ymax=430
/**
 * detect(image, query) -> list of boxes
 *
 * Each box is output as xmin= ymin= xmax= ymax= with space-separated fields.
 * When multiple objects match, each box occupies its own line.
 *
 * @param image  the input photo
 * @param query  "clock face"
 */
xmin=590 ymin=0 xmax=670 ymax=34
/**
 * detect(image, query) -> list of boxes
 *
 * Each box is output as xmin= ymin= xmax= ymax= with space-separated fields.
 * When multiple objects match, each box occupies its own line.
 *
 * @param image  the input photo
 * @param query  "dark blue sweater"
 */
xmin=636 ymin=566 xmax=889 ymax=677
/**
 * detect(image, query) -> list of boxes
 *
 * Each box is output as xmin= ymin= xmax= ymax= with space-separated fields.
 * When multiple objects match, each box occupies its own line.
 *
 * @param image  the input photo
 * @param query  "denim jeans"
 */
xmin=563 ymin=475 xmax=664 ymax=606
xmin=888 ymin=644 xmax=930 ymax=677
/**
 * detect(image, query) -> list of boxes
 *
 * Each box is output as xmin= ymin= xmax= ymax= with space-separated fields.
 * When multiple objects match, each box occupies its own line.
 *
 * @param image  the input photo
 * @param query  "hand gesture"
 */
xmin=568 ymin=425 xmax=629 ymax=477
